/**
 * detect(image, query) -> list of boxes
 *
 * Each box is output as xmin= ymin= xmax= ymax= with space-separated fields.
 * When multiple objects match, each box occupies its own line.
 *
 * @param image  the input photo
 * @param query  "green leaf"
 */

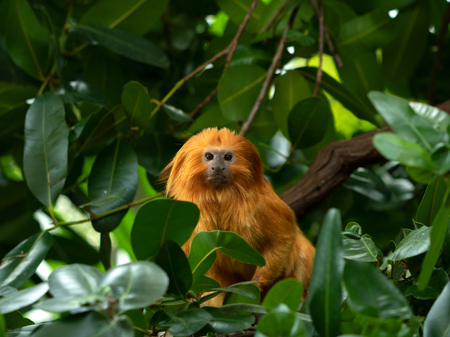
xmin=0 ymin=0 xmax=50 ymax=79
xmin=216 ymin=0 xmax=266 ymax=33
xmin=418 ymin=179 xmax=450 ymax=290
xmin=221 ymin=283 xmax=260 ymax=304
xmin=373 ymin=133 xmax=436 ymax=171
xmin=68 ymin=24 xmax=169 ymax=69
xmin=405 ymin=268 xmax=449 ymax=300
xmin=159 ymin=308 xmax=212 ymax=336
xmin=23 ymin=93 xmax=69 ymax=207
xmin=80 ymin=189 xmax=126 ymax=208
xmin=286 ymin=30 xmax=316 ymax=46
xmin=188 ymin=230 xmax=265 ymax=283
xmin=255 ymin=304 xmax=307 ymax=337
xmin=423 ymin=281 xmax=450 ymax=336
xmin=263 ymin=279 xmax=303 ymax=312
xmin=163 ymin=104 xmax=192 ymax=122
xmin=342 ymin=233 xmax=378 ymax=262
xmin=80 ymin=0 xmax=169 ymax=36
xmin=54 ymin=81 xmax=108 ymax=105
xmin=389 ymin=226 xmax=430 ymax=261
xmin=0 ymin=232 xmax=52 ymax=288
xmin=131 ymin=199 xmax=200 ymax=260
xmin=338 ymin=10 xmax=392 ymax=49
xmin=344 ymin=260 xmax=412 ymax=320
xmin=123 ymin=309 xmax=147 ymax=337
xmin=191 ymin=276 xmax=220 ymax=293
xmin=88 ymin=138 xmax=138 ymax=232
xmin=271 ymin=70 xmax=311 ymax=139
xmin=101 ymin=261 xmax=168 ymax=313
xmin=32 ymin=311 xmax=134 ymax=337
xmin=369 ymin=91 xmax=445 ymax=150
xmin=309 ymin=208 xmax=343 ymax=337
xmin=417 ymin=177 xmax=448 ymax=226
xmin=218 ymin=64 xmax=266 ymax=121
xmin=0 ymin=283 xmax=48 ymax=315
xmin=121 ymin=81 xmax=152 ymax=130
xmin=383 ymin=1 xmax=430 ymax=80
xmin=298 ymin=67 xmax=378 ymax=126
xmin=202 ymin=307 xmax=255 ymax=333
xmin=155 ymin=241 xmax=192 ymax=299
xmin=0 ymin=313 xmax=4 ymax=337
xmin=3 ymin=310 xmax=34 ymax=330
xmin=288 ymin=97 xmax=331 ymax=150
xmin=221 ymin=303 xmax=267 ymax=314
xmin=136 ymin=133 xmax=181 ymax=176
xmin=409 ymin=102 xmax=450 ymax=131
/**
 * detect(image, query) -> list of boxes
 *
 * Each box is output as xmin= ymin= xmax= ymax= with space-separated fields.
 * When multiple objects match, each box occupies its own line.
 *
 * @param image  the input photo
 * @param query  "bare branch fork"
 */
xmin=240 ymin=7 xmax=300 ymax=136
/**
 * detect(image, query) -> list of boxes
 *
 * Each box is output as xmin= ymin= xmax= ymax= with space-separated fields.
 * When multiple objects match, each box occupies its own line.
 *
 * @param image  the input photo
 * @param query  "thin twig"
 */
xmin=189 ymin=87 xmax=218 ymax=118
xmin=428 ymin=2 xmax=450 ymax=105
xmin=261 ymin=0 xmax=290 ymax=32
xmin=312 ymin=0 xmax=324 ymax=97
xmin=311 ymin=0 xmax=342 ymax=68
xmin=224 ymin=0 xmax=260 ymax=71
xmin=239 ymin=7 xmax=299 ymax=136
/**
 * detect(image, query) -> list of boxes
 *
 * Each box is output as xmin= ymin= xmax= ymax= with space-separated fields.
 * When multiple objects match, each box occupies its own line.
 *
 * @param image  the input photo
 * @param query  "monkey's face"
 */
xmin=202 ymin=148 xmax=235 ymax=185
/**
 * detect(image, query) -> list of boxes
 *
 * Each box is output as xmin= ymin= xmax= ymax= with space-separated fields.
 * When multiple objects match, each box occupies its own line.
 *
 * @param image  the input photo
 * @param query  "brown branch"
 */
xmin=312 ymin=0 xmax=324 ymax=97
xmin=428 ymin=2 xmax=450 ymax=105
xmin=224 ymin=0 xmax=259 ymax=71
xmin=239 ymin=7 xmax=299 ymax=136
xmin=282 ymin=100 xmax=450 ymax=218
xmin=261 ymin=0 xmax=290 ymax=32
xmin=189 ymin=87 xmax=218 ymax=118
xmin=311 ymin=0 xmax=343 ymax=68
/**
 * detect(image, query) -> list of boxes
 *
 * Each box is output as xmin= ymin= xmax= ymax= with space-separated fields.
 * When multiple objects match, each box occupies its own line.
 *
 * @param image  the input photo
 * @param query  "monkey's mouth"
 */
xmin=206 ymin=173 xmax=230 ymax=185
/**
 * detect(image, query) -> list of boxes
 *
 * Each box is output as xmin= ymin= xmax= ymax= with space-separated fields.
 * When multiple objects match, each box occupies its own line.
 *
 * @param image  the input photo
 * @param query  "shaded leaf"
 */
xmin=131 ymin=199 xmax=200 ymax=260
xmin=159 ymin=308 xmax=213 ymax=336
xmin=191 ymin=276 xmax=220 ymax=293
xmin=309 ymin=208 xmax=343 ymax=337
xmin=263 ymin=279 xmax=303 ymax=312
xmin=163 ymin=104 xmax=192 ymax=122
xmin=202 ymin=307 xmax=255 ymax=334
xmin=23 ymin=93 xmax=68 ymax=207
xmin=0 ymin=283 xmax=48 ymax=314
xmin=54 ymin=81 xmax=108 ymax=105
xmin=0 ymin=232 xmax=52 ymax=288
xmin=342 ymin=233 xmax=378 ymax=262
xmin=405 ymin=269 xmax=449 ymax=300
xmin=389 ymin=226 xmax=430 ymax=261
xmin=423 ymin=281 xmax=450 ymax=336
xmin=417 ymin=177 xmax=448 ymax=226
xmin=68 ymin=24 xmax=169 ymax=69
xmin=121 ymin=81 xmax=152 ymax=130
xmin=255 ymin=304 xmax=306 ymax=337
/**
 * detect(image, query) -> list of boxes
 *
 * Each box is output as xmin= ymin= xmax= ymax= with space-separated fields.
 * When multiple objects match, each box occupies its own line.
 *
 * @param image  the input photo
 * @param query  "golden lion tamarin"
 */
xmin=161 ymin=127 xmax=315 ymax=305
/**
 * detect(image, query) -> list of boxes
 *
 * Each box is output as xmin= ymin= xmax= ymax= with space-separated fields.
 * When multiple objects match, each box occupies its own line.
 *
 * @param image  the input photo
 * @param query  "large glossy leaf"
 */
xmin=222 ymin=283 xmax=260 ymax=305
xmin=188 ymin=230 xmax=265 ymax=283
xmin=255 ymin=304 xmax=307 ymax=337
xmin=68 ymin=24 xmax=169 ymax=69
xmin=131 ymin=199 xmax=200 ymax=260
xmin=54 ymin=81 xmax=108 ymax=105
xmin=288 ymin=97 xmax=331 ymax=150
xmin=342 ymin=232 xmax=378 ymax=262
xmin=23 ymin=93 xmax=69 ymax=207
xmin=369 ymin=91 xmax=445 ymax=150
xmin=0 ymin=0 xmax=50 ymax=79
xmin=263 ymin=279 xmax=303 ymax=312
xmin=217 ymin=64 xmax=266 ymax=121
xmin=418 ymin=180 xmax=450 ymax=290
xmin=416 ymin=177 xmax=447 ymax=226
xmin=0 ymin=282 xmax=48 ymax=314
xmin=88 ymin=139 xmax=138 ymax=232
xmin=409 ymin=102 xmax=450 ymax=131
xmin=338 ymin=9 xmax=392 ymax=49
xmin=389 ymin=226 xmax=430 ymax=261
xmin=136 ymin=133 xmax=180 ymax=176
xmin=298 ymin=67 xmax=378 ymax=126
xmin=383 ymin=1 xmax=430 ymax=80
xmin=80 ymin=0 xmax=169 ymax=36
xmin=373 ymin=133 xmax=436 ymax=171
xmin=155 ymin=241 xmax=192 ymax=299
xmin=101 ymin=261 xmax=168 ymax=313
xmin=191 ymin=276 xmax=220 ymax=293
xmin=344 ymin=260 xmax=412 ymax=320
xmin=271 ymin=71 xmax=311 ymax=139
xmin=202 ymin=307 xmax=255 ymax=333
xmin=32 ymin=311 xmax=134 ymax=337
xmin=163 ymin=104 xmax=192 ymax=122
xmin=309 ymin=208 xmax=343 ymax=337
xmin=121 ymin=81 xmax=152 ymax=130
xmin=0 ymin=232 xmax=52 ymax=288
xmin=423 ymin=281 xmax=450 ymax=336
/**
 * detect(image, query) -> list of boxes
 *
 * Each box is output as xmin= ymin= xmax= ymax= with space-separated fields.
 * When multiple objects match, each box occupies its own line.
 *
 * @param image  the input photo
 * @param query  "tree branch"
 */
xmin=312 ymin=0 xmax=324 ymax=96
xmin=283 ymin=100 xmax=450 ymax=218
xmin=240 ymin=7 xmax=299 ymax=136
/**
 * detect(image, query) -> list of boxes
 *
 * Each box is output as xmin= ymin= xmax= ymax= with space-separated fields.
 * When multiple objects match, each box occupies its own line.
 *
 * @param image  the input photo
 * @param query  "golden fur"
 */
xmin=160 ymin=127 xmax=315 ymax=305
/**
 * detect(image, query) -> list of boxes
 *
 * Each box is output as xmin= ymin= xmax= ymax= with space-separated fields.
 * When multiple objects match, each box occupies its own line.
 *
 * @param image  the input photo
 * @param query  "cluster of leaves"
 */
xmin=1 ymin=0 xmax=450 ymax=336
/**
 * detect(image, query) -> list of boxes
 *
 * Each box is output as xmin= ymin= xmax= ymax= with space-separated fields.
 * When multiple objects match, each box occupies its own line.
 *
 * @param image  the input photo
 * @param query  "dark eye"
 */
xmin=224 ymin=154 xmax=233 ymax=161
xmin=205 ymin=153 xmax=213 ymax=161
